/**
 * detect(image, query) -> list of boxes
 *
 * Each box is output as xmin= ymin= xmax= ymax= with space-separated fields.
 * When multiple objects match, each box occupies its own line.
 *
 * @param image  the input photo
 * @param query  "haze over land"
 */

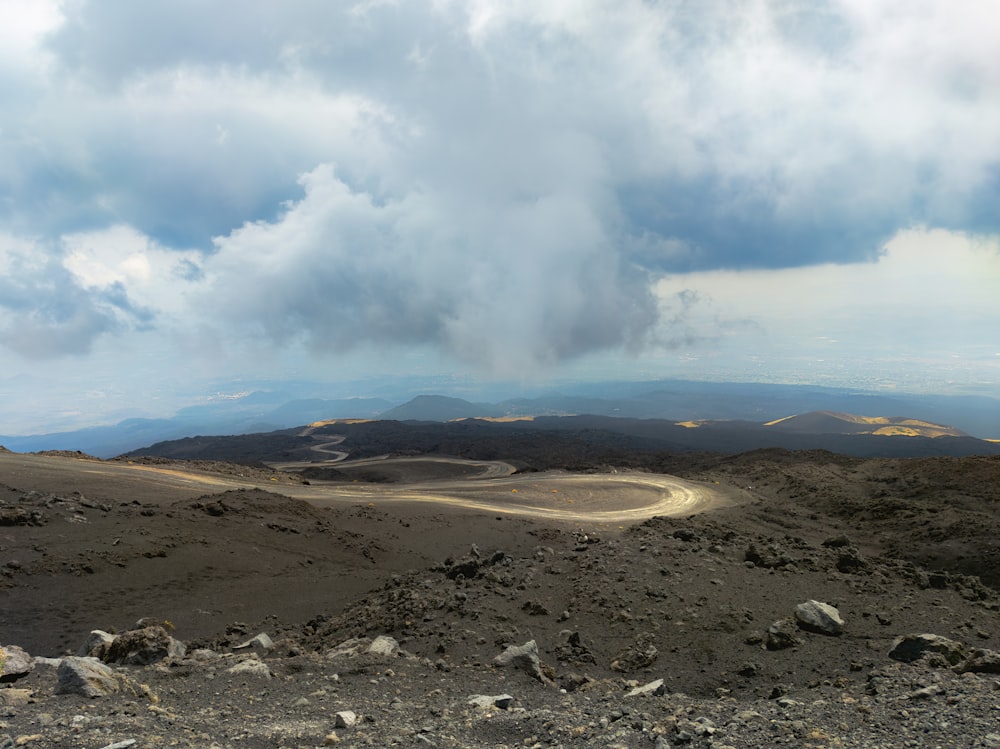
xmin=1 ymin=1 xmax=999 ymax=435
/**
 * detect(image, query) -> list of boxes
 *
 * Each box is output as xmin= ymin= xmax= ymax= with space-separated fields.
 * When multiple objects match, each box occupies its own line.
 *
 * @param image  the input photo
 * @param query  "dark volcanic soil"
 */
xmin=2 ymin=447 xmax=1000 ymax=748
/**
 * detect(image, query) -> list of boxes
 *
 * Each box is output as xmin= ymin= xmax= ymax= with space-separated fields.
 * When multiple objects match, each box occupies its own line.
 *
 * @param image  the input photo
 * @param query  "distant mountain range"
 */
xmin=3 ymin=379 xmax=999 ymax=458
xmin=125 ymin=409 xmax=1000 ymax=464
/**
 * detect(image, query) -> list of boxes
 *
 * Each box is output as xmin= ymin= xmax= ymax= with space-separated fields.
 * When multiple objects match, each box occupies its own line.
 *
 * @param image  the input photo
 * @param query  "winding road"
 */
xmin=0 ymin=451 xmax=739 ymax=524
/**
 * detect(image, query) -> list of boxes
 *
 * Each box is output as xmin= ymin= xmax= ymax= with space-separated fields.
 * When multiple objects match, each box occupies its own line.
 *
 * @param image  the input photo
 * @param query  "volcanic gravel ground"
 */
xmin=2 ymin=448 xmax=1000 ymax=747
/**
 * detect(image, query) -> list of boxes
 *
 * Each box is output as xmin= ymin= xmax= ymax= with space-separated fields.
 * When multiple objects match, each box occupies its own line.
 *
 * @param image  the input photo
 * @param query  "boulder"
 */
xmin=0 ymin=644 xmax=34 ymax=683
xmin=766 ymin=620 xmax=800 ymax=650
xmin=334 ymin=710 xmax=357 ymax=728
xmin=367 ymin=635 xmax=399 ymax=657
xmin=494 ymin=640 xmax=549 ymax=683
xmin=326 ymin=637 xmax=369 ymax=659
xmin=468 ymin=694 xmax=514 ymax=709
xmin=626 ymin=678 xmax=666 ymax=697
xmin=889 ymin=634 xmax=966 ymax=666
xmin=558 ymin=672 xmax=593 ymax=693
xmin=226 ymin=658 xmax=272 ymax=678
xmin=56 ymin=657 xmax=119 ymax=698
xmin=78 ymin=630 xmax=115 ymax=659
xmin=233 ymin=633 xmax=274 ymax=654
xmin=794 ymin=600 xmax=844 ymax=636
xmin=957 ymin=648 xmax=1000 ymax=674
xmin=104 ymin=625 xmax=186 ymax=665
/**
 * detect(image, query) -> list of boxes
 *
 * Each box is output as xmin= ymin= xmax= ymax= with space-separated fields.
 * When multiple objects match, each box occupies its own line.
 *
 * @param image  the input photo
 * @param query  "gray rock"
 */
xmin=494 ymin=640 xmax=549 ymax=683
xmin=558 ymin=672 xmax=593 ymax=693
xmin=367 ymin=635 xmax=399 ymax=657
xmin=626 ymin=678 xmax=665 ymax=697
xmin=226 ymin=658 xmax=272 ymax=678
xmin=233 ymin=633 xmax=274 ymax=654
xmin=610 ymin=633 xmax=658 ymax=672
xmin=889 ymin=634 xmax=965 ymax=666
xmin=189 ymin=648 xmax=222 ymax=662
xmin=794 ymin=600 xmax=844 ymax=635
xmin=104 ymin=625 xmax=186 ymax=665
xmin=0 ymin=688 xmax=32 ymax=707
xmin=334 ymin=710 xmax=358 ymax=728
xmin=0 ymin=644 xmax=34 ymax=683
xmin=766 ymin=619 xmax=800 ymax=650
xmin=78 ymin=630 xmax=115 ymax=658
xmin=56 ymin=656 xmax=120 ymax=698
xmin=889 ymin=634 xmax=966 ymax=666
xmin=468 ymin=693 xmax=515 ymax=709
xmin=326 ymin=637 xmax=369 ymax=659
xmin=957 ymin=647 xmax=1000 ymax=674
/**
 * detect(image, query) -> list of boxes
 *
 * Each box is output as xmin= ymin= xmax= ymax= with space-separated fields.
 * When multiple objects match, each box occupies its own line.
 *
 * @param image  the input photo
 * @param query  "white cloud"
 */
xmin=198 ymin=163 xmax=656 ymax=376
xmin=0 ymin=0 xmax=62 ymax=70
xmin=61 ymin=225 xmax=203 ymax=316
xmin=0 ymin=0 xmax=997 ymax=415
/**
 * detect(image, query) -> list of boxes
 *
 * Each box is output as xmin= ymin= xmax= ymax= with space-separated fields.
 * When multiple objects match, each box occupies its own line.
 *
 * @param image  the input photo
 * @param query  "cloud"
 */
xmin=652 ymin=228 xmax=1000 ymax=373
xmin=199 ymin=164 xmax=657 ymax=375
xmin=0 ymin=228 xmax=191 ymax=358
xmin=0 ymin=0 xmax=997 ymax=373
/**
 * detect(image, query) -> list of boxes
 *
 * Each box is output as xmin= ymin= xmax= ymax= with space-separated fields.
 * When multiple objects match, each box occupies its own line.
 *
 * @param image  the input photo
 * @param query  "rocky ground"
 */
xmin=2 ymin=448 xmax=1000 ymax=747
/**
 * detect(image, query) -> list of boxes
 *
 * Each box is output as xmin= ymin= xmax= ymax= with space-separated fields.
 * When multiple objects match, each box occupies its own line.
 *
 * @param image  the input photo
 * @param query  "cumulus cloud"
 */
xmin=200 ymin=165 xmax=656 ymax=375
xmin=0 ymin=0 xmax=997 ymax=376
xmin=0 ymin=233 xmax=154 ymax=358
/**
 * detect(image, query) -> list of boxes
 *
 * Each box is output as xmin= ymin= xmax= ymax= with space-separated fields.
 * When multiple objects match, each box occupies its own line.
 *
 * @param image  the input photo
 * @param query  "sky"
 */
xmin=1 ymin=0 xmax=999 ymax=434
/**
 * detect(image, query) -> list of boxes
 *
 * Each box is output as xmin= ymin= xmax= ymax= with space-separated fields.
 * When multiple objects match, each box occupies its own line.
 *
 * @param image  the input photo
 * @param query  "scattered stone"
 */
xmin=554 ymin=630 xmax=595 ymax=663
xmin=326 ymin=637 xmax=369 ymax=659
xmin=957 ymin=648 xmax=1000 ymax=674
xmin=494 ymin=640 xmax=549 ymax=683
xmin=55 ymin=657 xmax=119 ymax=698
xmin=836 ymin=549 xmax=871 ymax=574
xmin=821 ymin=535 xmax=853 ymax=548
xmin=233 ymin=632 xmax=274 ymax=654
xmin=104 ymin=625 xmax=186 ymax=665
xmin=558 ymin=672 xmax=593 ymax=693
xmin=367 ymin=635 xmax=399 ymax=657
xmin=0 ymin=689 xmax=32 ymax=707
xmin=521 ymin=600 xmax=550 ymax=615
xmin=189 ymin=648 xmax=221 ymax=662
xmin=889 ymin=634 xmax=966 ymax=666
xmin=907 ymin=684 xmax=943 ymax=700
xmin=468 ymin=693 xmax=514 ymax=709
xmin=766 ymin=620 xmax=800 ymax=650
xmin=226 ymin=658 xmax=272 ymax=678
xmin=625 ymin=678 xmax=665 ymax=697
xmin=794 ymin=600 xmax=844 ymax=635
xmin=78 ymin=630 xmax=115 ymax=659
xmin=445 ymin=558 xmax=479 ymax=580
xmin=610 ymin=633 xmax=658 ymax=672
xmin=97 ymin=741 xmax=137 ymax=749
xmin=0 ymin=645 xmax=34 ymax=683
xmin=334 ymin=710 xmax=357 ymax=728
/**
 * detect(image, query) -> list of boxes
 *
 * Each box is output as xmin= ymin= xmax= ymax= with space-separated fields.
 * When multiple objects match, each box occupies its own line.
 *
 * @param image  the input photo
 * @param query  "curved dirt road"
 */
xmin=0 ymin=452 xmax=738 ymax=524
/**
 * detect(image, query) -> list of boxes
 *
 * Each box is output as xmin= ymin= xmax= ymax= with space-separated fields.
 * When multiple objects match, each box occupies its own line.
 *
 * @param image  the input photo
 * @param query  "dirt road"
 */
xmin=0 ymin=451 xmax=738 ymax=523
